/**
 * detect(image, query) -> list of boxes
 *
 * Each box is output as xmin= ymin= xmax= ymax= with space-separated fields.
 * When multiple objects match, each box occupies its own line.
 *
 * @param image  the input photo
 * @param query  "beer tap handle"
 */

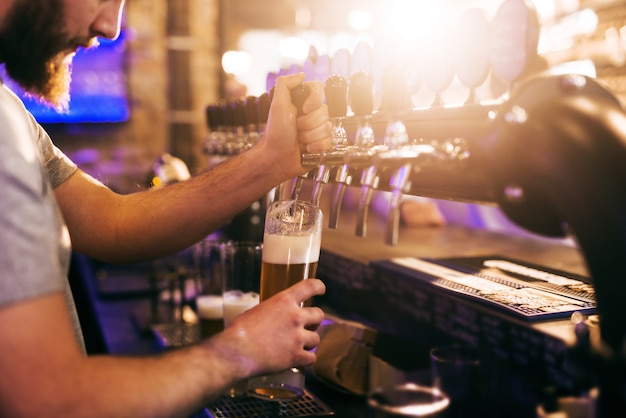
xmin=258 ymin=91 xmax=270 ymax=131
xmin=385 ymin=163 xmax=412 ymax=245
xmin=290 ymin=83 xmax=310 ymax=117
xmin=323 ymin=74 xmax=351 ymax=221
xmin=290 ymin=83 xmax=321 ymax=201
xmin=329 ymin=165 xmax=352 ymax=229
xmin=310 ymin=75 xmax=350 ymax=207
xmin=381 ymin=64 xmax=410 ymax=149
xmin=350 ymin=70 xmax=379 ymax=237
xmin=310 ymin=168 xmax=331 ymax=206
xmin=245 ymin=95 xmax=260 ymax=146
xmin=380 ymin=64 xmax=412 ymax=244
xmin=356 ymin=166 xmax=378 ymax=237
xmin=204 ymin=104 xmax=222 ymax=166
xmin=234 ymin=98 xmax=248 ymax=153
xmin=294 ymin=83 xmax=324 ymax=169
xmin=350 ymin=71 xmax=374 ymax=119
xmin=326 ymin=75 xmax=348 ymax=119
xmin=326 ymin=74 xmax=349 ymax=148
xmin=223 ymin=100 xmax=237 ymax=156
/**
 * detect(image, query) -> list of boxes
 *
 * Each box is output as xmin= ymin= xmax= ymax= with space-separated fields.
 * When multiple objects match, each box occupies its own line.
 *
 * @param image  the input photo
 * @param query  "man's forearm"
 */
xmin=92 ymin=144 xmax=293 ymax=263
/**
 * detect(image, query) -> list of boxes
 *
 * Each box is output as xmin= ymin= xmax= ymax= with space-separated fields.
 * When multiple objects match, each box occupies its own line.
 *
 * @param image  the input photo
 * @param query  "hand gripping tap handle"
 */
xmin=275 ymin=83 xmax=315 ymax=202
xmin=308 ymin=76 xmax=349 ymax=207
xmin=290 ymin=83 xmax=310 ymax=117
xmin=291 ymin=84 xmax=323 ymax=173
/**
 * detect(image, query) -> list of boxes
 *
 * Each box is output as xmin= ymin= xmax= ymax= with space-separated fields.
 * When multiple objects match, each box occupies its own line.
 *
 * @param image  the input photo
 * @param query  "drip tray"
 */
xmin=202 ymin=390 xmax=334 ymax=417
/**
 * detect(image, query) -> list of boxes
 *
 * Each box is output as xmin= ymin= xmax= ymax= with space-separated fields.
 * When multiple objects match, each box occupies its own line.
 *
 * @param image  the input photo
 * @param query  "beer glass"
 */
xmin=221 ymin=241 xmax=262 ymax=397
xmin=221 ymin=241 xmax=262 ymax=328
xmin=430 ymin=343 xmax=498 ymax=417
xmin=247 ymin=199 xmax=323 ymax=401
xmin=194 ymin=239 xmax=228 ymax=339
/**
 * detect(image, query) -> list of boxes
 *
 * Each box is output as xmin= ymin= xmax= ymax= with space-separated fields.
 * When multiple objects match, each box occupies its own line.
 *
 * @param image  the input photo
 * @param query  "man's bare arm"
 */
xmin=55 ymin=73 xmax=331 ymax=264
xmin=0 ymin=279 xmax=325 ymax=417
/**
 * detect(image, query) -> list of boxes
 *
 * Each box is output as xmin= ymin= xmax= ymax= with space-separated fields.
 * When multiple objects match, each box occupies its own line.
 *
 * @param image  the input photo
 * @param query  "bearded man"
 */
xmin=0 ymin=1 xmax=331 ymax=416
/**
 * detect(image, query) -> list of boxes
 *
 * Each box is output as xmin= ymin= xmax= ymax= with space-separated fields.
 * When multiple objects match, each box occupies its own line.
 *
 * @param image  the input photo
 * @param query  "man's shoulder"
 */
xmin=0 ymin=82 xmax=37 ymax=137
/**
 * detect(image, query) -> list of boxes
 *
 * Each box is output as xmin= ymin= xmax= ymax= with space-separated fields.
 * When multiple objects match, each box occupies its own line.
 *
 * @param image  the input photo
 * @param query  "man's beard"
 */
xmin=0 ymin=0 xmax=75 ymax=110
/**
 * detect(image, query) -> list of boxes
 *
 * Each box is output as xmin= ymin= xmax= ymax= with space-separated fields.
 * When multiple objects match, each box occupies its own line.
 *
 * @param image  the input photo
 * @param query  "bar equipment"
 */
xmin=244 ymin=95 xmax=261 ymax=150
xmin=200 ymin=3 xmax=626 ymax=413
xmin=453 ymin=8 xmax=491 ymax=105
xmin=325 ymin=73 xmax=356 ymax=228
xmin=273 ymin=84 xmax=320 ymax=202
xmin=203 ymin=103 xmax=226 ymax=167
xmin=308 ymin=74 xmax=350 ymax=208
xmin=342 ymin=70 xmax=386 ymax=238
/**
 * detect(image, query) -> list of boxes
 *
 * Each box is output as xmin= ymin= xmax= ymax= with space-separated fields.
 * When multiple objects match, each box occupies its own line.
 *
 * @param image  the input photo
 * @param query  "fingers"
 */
xmin=277 ymin=280 xmax=325 ymax=356
xmin=300 ymin=80 xmax=325 ymax=115
xmin=274 ymin=74 xmax=324 ymax=115
xmin=288 ymin=278 xmax=326 ymax=305
xmin=295 ymin=89 xmax=332 ymax=153
xmin=298 ymin=116 xmax=332 ymax=154
xmin=276 ymin=72 xmax=307 ymax=92
xmin=302 ymin=330 xmax=321 ymax=353
xmin=269 ymin=73 xmax=332 ymax=158
xmin=272 ymin=73 xmax=306 ymax=114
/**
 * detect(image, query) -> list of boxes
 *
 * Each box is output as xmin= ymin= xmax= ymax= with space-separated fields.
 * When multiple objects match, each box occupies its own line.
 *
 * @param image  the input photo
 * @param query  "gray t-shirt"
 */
xmin=0 ymin=81 xmax=85 ymax=351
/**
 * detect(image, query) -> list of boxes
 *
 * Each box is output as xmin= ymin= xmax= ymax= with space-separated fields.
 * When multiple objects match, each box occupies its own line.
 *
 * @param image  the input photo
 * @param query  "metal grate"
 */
xmin=201 ymin=390 xmax=334 ymax=417
xmin=153 ymin=324 xmax=334 ymax=417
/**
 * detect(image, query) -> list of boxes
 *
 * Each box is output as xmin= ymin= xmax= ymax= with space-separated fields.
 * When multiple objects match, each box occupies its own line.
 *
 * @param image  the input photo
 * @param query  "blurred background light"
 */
xmin=348 ymin=9 xmax=373 ymax=32
xmin=221 ymin=50 xmax=252 ymax=75
xmin=279 ymin=36 xmax=310 ymax=61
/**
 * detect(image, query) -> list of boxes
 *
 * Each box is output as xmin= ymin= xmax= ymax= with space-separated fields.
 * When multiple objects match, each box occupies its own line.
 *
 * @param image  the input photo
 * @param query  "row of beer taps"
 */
xmin=203 ymin=70 xmax=472 ymax=245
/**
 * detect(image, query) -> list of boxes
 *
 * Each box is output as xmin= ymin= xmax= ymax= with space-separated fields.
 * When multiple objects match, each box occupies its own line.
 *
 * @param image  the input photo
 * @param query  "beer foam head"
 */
xmin=223 ymin=291 xmax=260 ymax=326
xmin=223 ymin=290 xmax=260 ymax=305
xmin=262 ymin=233 xmax=321 ymax=265
xmin=196 ymin=295 xmax=223 ymax=319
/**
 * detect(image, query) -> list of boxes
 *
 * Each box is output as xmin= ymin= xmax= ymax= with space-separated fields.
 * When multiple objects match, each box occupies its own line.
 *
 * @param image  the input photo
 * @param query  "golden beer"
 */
xmin=196 ymin=295 xmax=224 ymax=339
xmin=248 ymin=200 xmax=322 ymax=401
xmin=260 ymin=261 xmax=318 ymax=303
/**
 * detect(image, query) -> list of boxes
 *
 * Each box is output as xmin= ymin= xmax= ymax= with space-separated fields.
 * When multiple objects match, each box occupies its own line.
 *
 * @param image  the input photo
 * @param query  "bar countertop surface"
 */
xmin=81 ymin=200 xmax=591 ymax=417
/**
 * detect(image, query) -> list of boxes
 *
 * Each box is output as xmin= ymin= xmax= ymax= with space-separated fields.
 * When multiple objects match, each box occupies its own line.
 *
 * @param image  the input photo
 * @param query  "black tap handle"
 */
xmin=234 ymin=98 xmax=246 ymax=127
xmin=258 ymin=92 xmax=270 ymax=124
xmin=350 ymin=71 xmax=374 ymax=117
xmin=290 ymin=83 xmax=310 ymax=116
xmin=222 ymin=101 xmax=235 ymax=130
xmin=245 ymin=95 xmax=260 ymax=127
xmin=205 ymin=104 xmax=220 ymax=131
xmin=325 ymin=75 xmax=348 ymax=118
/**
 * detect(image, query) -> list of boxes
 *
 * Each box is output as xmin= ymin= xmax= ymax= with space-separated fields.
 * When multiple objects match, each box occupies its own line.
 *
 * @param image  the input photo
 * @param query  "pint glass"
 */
xmin=221 ymin=241 xmax=262 ymax=398
xmin=195 ymin=239 xmax=228 ymax=339
xmin=247 ymin=199 xmax=323 ymax=401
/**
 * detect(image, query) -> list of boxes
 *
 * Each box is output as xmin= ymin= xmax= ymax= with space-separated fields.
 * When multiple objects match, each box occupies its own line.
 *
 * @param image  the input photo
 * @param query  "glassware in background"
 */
xmin=367 ymin=383 xmax=450 ymax=417
xmin=194 ymin=238 xmax=228 ymax=339
xmin=221 ymin=241 xmax=262 ymax=397
xmin=429 ymin=343 xmax=498 ymax=418
xmin=247 ymin=199 xmax=323 ymax=402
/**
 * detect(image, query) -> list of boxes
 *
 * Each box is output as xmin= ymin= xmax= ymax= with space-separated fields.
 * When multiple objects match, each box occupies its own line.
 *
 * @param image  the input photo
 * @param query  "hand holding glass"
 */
xmin=247 ymin=200 xmax=323 ymax=401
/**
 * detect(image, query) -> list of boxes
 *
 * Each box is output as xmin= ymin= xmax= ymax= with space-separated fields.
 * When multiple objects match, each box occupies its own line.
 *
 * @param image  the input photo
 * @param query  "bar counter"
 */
xmin=75 ymin=201 xmax=590 ymax=417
